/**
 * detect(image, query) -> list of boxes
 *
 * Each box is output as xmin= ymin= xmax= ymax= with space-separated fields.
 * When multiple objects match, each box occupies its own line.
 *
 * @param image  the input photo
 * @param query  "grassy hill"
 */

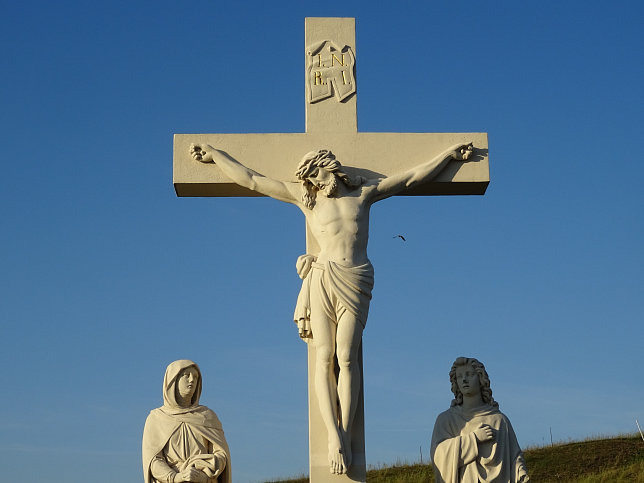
xmin=266 ymin=434 xmax=644 ymax=483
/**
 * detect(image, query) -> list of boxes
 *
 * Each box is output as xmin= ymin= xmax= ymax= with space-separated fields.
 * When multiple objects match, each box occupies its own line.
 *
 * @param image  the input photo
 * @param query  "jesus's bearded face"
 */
xmin=308 ymin=168 xmax=339 ymax=197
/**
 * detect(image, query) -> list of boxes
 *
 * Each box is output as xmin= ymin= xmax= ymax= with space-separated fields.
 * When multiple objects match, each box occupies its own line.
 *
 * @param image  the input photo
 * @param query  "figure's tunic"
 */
xmin=431 ymin=404 xmax=529 ymax=483
xmin=294 ymin=259 xmax=374 ymax=340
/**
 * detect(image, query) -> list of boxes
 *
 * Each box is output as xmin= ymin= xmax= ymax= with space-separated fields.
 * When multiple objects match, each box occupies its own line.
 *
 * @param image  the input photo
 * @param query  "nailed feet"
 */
xmin=341 ymin=430 xmax=352 ymax=469
xmin=328 ymin=433 xmax=347 ymax=475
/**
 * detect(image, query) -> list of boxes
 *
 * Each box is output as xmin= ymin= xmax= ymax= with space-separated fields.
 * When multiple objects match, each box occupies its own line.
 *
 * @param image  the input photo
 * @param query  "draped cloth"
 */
xmin=431 ymin=404 xmax=529 ymax=483
xmin=142 ymin=360 xmax=231 ymax=483
xmin=294 ymin=259 xmax=374 ymax=341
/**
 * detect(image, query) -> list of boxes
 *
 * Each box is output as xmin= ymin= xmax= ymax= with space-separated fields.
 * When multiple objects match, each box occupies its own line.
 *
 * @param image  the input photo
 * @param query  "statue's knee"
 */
xmin=337 ymin=351 xmax=355 ymax=369
xmin=316 ymin=348 xmax=334 ymax=366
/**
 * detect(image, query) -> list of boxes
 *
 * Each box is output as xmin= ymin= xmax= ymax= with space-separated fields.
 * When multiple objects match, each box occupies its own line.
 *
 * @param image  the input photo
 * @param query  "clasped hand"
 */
xmin=473 ymin=424 xmax=496 ymax=443
xmin=452 ymin=143 xmax=474 ymax=161
xmin=175 ymin=467 xmax=208 ymax=483
xmin=189 ymin=143 xmax=215 ymax=163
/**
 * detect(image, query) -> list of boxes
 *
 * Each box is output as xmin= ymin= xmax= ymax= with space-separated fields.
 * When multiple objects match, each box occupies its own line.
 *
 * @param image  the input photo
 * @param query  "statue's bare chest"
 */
xmin=308 ymin=195 xmax=369 ymax=234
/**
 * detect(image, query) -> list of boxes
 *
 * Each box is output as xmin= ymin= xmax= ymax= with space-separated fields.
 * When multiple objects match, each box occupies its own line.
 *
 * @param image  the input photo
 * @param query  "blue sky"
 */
xmin=1 ymin=1 xmax=643 ymax=482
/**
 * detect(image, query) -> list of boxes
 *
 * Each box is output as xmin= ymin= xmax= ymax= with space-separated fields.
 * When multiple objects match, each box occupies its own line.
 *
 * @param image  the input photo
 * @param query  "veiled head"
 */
xmin=449 ymin=357 xmax=498 ymax=408
xmin=163 ymin=359 xmax=203 ymax=409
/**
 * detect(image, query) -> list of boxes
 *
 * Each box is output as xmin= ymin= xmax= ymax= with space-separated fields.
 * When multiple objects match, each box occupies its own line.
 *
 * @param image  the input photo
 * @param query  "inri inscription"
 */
xmin=307 ymin=40 xmax=356 ymax=103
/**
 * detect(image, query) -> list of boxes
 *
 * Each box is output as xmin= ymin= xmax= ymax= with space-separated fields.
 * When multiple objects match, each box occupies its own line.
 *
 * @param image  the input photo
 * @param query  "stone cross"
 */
xmin=173 ymin=17 xmax=488 ymax=483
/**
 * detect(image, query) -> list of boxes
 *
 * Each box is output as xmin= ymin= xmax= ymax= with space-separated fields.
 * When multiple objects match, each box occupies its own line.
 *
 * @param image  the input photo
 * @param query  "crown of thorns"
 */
xmin=295 ymin=150 xmax=340 ymax=180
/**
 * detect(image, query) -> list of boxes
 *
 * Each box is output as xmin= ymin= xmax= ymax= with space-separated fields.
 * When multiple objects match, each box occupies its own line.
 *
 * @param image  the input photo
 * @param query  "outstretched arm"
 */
xmin=190 ymin=144 xmax=299 ymax=204
xmin=371 ymin=143 xmax=473 ymax=201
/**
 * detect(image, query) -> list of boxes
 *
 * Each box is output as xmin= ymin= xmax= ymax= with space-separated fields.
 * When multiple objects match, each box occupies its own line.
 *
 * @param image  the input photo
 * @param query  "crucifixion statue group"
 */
xmin=170 ymin=16 xmax=493 ymax=483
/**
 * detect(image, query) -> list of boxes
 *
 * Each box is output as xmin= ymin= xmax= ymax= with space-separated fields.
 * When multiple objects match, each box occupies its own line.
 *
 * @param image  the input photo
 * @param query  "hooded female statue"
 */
xmin=142 ymin=360 xmax=231 ymax=483
xmin=430 ymin=357 xmax=529 ymax=483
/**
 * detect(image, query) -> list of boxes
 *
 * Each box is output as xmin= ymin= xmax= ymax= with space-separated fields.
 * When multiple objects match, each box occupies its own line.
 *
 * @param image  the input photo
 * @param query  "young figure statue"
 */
xmin=190 ymin=143 xmax=472 ymax=475
xmin=431 ymin=357 xmax=529 ymax=483
xmin=142 ymin=360 xmax=231 ymax=483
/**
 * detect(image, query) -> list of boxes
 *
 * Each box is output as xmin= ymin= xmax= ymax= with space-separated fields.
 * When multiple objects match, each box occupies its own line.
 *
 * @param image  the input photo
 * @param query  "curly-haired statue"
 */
xmin=431 ymin=357 xmax=529 ymax=483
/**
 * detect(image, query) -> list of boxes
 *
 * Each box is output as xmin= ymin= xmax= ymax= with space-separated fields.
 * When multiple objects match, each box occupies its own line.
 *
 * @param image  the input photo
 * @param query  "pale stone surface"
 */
xmin=173 ymin=17 xmax=489 ymax=482
xmin=431 ymin=357 xmax=529 ymax=483
xmin=173 ymin=17 xmax=488 ymax=199
xmin=142 ymin=360 xmax=231 ymax=483
xmin=174 ymin=132 xmax=488 ymax=197
xmin=306 ymin=40 xmax=356 ymax=103
xmin=189 ymin=143 xmax=473 ymax=476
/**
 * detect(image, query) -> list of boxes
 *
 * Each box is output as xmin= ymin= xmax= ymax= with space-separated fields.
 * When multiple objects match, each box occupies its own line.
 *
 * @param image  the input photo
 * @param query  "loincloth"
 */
xmin=294 ymin=259 xmax=374 ymax=340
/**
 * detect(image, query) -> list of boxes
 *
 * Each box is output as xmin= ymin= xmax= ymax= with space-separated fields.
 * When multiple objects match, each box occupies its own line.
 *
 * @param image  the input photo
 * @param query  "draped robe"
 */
xmin=431 ymin=404 xmax=529 ymax=483
xmin=142 ymin=360 xmax=231 ymax=483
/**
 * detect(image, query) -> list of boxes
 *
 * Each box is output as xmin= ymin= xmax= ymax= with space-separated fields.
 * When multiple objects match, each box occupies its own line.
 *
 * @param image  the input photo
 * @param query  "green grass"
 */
xmin=526 ymin=435 xmax=644 ymax=483
xmin=265 ymin=434 xmax=644 ymax=482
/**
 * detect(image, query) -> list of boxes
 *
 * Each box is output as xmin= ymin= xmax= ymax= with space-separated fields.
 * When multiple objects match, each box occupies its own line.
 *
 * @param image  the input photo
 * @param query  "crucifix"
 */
xmin=173 ymin=17 xmax=488 ymax=482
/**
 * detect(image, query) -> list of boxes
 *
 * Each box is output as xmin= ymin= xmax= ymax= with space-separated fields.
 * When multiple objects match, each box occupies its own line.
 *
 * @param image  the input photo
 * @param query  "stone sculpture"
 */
xmin=189 ymin=143 xmax=473 ymax=475
xmin=431 ymin=357 xmax=529 ymax=483
xmin=142 ymin=360 xmax=231 ymax=483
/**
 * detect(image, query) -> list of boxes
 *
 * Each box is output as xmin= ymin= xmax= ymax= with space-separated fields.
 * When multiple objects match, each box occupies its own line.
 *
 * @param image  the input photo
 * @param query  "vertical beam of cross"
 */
xmin=305 ymin=18 xmax=357 ymax=134
xmin=304 ymin=17 xmax=366 ymax=483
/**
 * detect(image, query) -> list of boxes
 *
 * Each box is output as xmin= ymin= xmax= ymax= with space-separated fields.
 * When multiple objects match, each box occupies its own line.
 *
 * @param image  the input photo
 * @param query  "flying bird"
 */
xmin=393 ymin=234 xmax=406 ymax=241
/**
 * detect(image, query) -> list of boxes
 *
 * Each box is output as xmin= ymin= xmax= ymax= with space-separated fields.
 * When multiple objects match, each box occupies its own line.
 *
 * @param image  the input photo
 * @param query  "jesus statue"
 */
xmin=189 ymin=142 xmax=473 ymax=475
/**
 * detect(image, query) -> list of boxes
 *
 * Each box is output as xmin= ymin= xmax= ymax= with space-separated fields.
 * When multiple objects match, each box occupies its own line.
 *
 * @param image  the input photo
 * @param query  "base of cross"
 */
xmin=307 ymin=344 xmax=366 ymax=482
